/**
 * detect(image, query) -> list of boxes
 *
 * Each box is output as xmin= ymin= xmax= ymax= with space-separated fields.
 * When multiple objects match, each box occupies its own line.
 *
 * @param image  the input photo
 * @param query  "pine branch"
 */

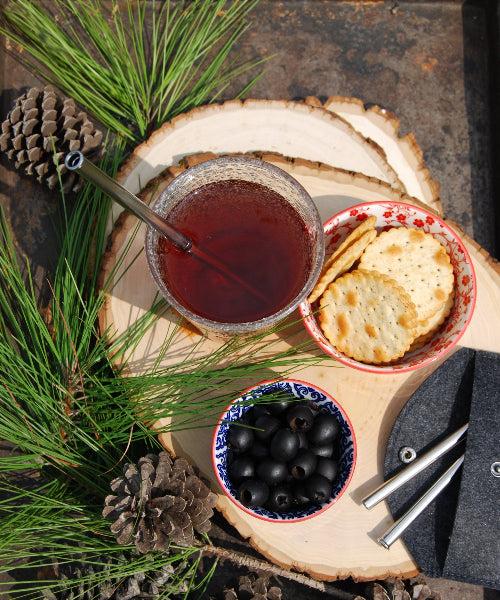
xmin=0 ymin=0 xmax=268 ymax=142
xmin=201 ymin=544 xmax=366 ymax=600
xmin=0 ymin=5 xmax=343 ymax=598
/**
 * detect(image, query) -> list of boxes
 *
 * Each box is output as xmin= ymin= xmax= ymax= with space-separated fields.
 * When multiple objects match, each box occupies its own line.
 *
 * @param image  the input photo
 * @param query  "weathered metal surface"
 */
xmin=218 ymin=0 xmax=496 ymax=258
xmin=0 ymin=1 xmax=497 ymax=598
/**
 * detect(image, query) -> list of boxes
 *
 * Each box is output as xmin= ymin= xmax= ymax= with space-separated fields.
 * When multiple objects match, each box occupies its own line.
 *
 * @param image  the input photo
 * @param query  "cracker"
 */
xmin=318 ymin=270 xmax=418 ymax=364
xmin=322 ymin=216 xmax=377 ymax=274
xmin=308 ymin=228 xmax=377 ymax=303
xmin=358 ymin=227 xmax=454 ymax=323
xmin=409 ymin=287 xmax=455 ymax=352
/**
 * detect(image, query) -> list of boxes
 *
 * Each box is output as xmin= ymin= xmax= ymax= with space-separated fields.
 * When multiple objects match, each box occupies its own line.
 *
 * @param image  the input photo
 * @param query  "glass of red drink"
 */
xmin=145 ymin=156 xmax=325 ymax=337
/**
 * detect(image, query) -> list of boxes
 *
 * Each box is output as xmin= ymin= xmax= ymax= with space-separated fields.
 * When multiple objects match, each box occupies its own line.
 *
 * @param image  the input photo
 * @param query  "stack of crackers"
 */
xmin=308 ymin=217 xmax=455 ymax=364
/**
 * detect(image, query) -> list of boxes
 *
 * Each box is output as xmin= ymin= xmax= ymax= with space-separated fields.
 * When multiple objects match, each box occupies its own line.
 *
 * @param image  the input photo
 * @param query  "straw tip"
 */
xmin=377 ymin=536 xmax=391 ymax=549
xmin=65 ymin=150 xmax=83 ymax=171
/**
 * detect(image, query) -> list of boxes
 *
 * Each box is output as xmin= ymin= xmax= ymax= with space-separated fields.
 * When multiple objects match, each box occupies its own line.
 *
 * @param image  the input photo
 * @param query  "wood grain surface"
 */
xmin=99 ymin=100 xmax=500 ymax=581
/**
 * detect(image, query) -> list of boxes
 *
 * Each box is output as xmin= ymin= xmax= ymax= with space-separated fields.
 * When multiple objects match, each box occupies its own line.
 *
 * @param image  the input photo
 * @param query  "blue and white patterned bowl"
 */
xmin=212 ymin=378 xmax=356 ymax=522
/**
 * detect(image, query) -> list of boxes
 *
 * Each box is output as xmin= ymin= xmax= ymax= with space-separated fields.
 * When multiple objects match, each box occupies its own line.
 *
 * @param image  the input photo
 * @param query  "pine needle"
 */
xmin=0 ymin=136 xmax=337 ymax=595
xmin=0 ymin=3 xmax=336 ymax=596
xmin=1 ymin=0 xmax=268 ymax=142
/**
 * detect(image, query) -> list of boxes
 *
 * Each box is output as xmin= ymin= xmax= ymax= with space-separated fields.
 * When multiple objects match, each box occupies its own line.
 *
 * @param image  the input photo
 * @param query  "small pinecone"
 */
xmin=224 ymin=574 xmax=282 ymax=600
xmin=42 ymin=553 xmax=189 ymax=600
xmin=103 ymin=452 xmax=219 ymax=553
xmin=0 ymin=85 xmax=103 ymax=193
xmin=373 ymin=576 xmax=441 ymax=600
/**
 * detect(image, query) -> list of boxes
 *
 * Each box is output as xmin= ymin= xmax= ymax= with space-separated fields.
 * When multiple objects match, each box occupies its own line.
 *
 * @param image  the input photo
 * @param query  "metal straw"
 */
xmin=65 ymin=150 xmax=192 ymax=251
xmin=378 ymin=454 xmax=465 ymax=548
xmin=362 ymin=422 xmax=468 ymax=510
xmin=65 ymin=151 xmax=267 ymax=303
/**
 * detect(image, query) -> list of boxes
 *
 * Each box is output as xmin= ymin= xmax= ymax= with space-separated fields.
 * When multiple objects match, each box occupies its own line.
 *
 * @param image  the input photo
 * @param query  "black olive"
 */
xmin=304 ymin=474 xmax=333 ymax=504
xmin=270 ymin=428 xmax=300 ymax=461
xmin=227 ymin=423 xmax=254 ymax=453
xmin=293 ymin=482 xmax=310 ymax=505
xmin=245 ymin=404 xmax=271 ymax=423
xmin=238 ymin=479 xmax=269 ymax=507
xmin=307 ymin=413 xmax=340 ymax=446
xmin=296 ymin=431 xmax=309 ymax=450
xmin=288 ymin=449 xmax=317 ymax=480
xmin=254 ymin=414 xmax=281 ymax=441
xmin=310 ymin=443 xmax=334 ymax=458
xmin=266 ymin=397 xmax=295 ymax=415
xmin=315 ymin=457 xmax=338 ymax=482
xmin=228 ymin=455 xmax=255 ymax=484
xmin=285 ymin=404 xmax=315 ymax=432
xmin=249 ymin=439 xmax=269 ymax=460
xmin=328 ymin=439 xmax=341 ymax=460
xmin=305 ymin=400 xmax=321 ymax=415
xmin=256 ymin=458 xmax=288 ymax=485
xmin=266 ymin=485 xmax=294 ymax=512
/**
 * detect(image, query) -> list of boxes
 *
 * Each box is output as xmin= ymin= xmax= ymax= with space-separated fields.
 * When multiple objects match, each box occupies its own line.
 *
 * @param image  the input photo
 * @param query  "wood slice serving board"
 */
xmin=100 ymin=101 xmax=500 ymax=582
xmin=116 ymin=98 xmax=440 ymax=204
xmin=308 ymin=95 xmax=440 ymax=207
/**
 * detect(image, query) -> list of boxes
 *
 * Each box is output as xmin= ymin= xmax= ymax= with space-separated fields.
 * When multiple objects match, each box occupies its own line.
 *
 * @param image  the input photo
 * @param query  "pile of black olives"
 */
xmin=226 ymin=395 xmax=342 ymax=513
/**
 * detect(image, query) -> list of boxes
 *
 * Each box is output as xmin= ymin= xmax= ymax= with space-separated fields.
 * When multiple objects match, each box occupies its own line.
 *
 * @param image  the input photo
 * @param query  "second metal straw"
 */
xmin=362 ymin=423 xmax=468 ymax=510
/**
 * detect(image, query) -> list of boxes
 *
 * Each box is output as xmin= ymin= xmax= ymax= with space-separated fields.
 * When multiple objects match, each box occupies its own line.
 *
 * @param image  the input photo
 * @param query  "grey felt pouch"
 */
xmin=384 ymin=348 xmax=500 ymax=589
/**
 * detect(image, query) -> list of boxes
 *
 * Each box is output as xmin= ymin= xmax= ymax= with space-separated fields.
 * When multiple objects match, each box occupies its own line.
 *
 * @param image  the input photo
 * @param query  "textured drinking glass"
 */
xmin=145 ymin=156 xmax=325 ymax=338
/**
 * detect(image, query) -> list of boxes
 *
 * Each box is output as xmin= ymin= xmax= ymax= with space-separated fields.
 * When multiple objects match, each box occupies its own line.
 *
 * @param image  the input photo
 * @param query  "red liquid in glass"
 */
xmin=157 ymin=180 xmax=312 ymax=323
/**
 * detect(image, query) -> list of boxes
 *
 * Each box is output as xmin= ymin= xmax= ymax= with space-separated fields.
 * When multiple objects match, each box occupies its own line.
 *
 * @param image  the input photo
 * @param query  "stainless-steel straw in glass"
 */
xmin=64 ymin=151 xmax=266 ymax=302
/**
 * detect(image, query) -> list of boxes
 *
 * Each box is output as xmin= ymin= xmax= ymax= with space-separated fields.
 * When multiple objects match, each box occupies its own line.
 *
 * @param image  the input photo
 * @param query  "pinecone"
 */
xmin=103 ymin=452 xmax=219 ymax=553
xmin=0 ymin=85 xmax=103 ymax=193
xmin=223 ymin=574 xmax=282 ymax=600
xmin=372 ymin=576 xmax=441 ymax=600
xmin=42 ymin=553 xmax=189 ymax=600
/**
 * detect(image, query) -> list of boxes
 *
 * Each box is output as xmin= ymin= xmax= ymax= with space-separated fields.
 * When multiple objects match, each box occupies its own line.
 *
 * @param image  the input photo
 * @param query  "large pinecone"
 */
xmin=223 ymin=574 xmax=282 ymax=600
xmin=103 ymin=452 xmax=219 ymax=553
xmin=42 ymin=553 xmax=189 ymax=600
xmin=0 ymin=85 xmax=103 ymax=193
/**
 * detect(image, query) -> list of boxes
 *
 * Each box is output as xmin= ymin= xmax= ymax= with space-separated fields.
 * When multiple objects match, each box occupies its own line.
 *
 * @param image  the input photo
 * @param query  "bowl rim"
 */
xmin=299 ymin=200 xmax=477 ymax=374
xmin=211 ymin=377 xmax=357 ymax=522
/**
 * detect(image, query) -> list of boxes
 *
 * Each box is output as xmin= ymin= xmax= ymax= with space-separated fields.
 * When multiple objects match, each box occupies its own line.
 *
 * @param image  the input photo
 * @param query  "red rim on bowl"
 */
xmin=211 ymin=378 xmax=357 ymax=522
xmin=299 ymin=201 xmax=477 ymax=374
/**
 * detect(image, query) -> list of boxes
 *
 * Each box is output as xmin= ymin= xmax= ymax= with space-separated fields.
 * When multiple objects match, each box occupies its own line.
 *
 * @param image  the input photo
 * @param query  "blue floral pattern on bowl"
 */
xmin=212 ymin=379 xmax=356 ymax=522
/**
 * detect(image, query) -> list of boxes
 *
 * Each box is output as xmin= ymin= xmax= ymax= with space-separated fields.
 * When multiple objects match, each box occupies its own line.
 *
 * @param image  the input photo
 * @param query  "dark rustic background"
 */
xmin=1 ymin=1 xmax=499 ymax=599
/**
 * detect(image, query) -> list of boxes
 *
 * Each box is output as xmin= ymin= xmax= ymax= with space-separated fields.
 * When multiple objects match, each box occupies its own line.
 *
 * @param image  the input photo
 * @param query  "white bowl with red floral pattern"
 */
xmin=299 ymin=201 xmax=476 ymax=373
